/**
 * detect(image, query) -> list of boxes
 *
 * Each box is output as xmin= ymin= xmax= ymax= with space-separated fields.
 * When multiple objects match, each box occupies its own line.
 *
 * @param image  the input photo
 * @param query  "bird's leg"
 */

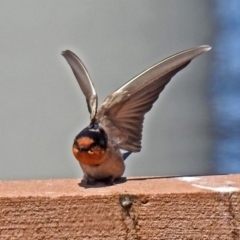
xmin=84 ymin=174 xmax=97 ymax=185
xmin=102 ymin=176 xmax=115 ymax=186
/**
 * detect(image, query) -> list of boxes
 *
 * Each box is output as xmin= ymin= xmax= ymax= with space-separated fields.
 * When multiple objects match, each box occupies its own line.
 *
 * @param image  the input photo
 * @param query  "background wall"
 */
xmin=0 ymin=0 xmax=214 ymax=180
xmin=210 ymin=1 xmax=240 ymax=174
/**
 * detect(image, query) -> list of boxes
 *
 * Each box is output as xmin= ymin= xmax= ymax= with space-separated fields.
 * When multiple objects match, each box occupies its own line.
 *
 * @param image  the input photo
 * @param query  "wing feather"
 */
xmin=62 ymin=50 xmax=98 ymax=121
xmin=96 ymin=45 xmax=211 ymax=152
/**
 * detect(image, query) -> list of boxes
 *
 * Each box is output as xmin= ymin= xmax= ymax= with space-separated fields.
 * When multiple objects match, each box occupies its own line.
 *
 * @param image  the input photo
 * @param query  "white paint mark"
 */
xmin=178 ymin=177 xmax=200 ymax=182
xmin=192 ymin=184 xmax=239 ymax=193
xmin=178 ymin=176 xmax=239 ymax=192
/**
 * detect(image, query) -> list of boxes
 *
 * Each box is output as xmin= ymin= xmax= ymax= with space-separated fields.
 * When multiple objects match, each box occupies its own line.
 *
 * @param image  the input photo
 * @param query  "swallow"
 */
xmin=61 ymin=45 xmax=211 ymax=185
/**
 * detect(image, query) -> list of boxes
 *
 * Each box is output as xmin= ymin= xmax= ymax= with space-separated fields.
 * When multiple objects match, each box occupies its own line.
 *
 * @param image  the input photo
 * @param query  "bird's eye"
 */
xmin=89 ymin=123 xmax=99 ymax=129
xmin=78 ymin=146 xmax=89 ymax=151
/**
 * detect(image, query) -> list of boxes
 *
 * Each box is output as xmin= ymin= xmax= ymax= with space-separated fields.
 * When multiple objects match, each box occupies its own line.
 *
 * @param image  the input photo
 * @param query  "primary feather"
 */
xmin=62 ymin=50 xmax=98 ymax=121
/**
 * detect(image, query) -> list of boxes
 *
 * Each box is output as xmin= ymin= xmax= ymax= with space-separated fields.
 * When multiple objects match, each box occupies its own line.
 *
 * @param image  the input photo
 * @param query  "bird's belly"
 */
xmin=79 ymin=153 xmax=125 ymax=180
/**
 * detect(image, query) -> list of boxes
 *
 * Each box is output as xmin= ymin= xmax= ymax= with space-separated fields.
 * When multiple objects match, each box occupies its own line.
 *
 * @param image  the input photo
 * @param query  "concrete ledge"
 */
xmin=0 ymin=175 xmax=240 ymax=239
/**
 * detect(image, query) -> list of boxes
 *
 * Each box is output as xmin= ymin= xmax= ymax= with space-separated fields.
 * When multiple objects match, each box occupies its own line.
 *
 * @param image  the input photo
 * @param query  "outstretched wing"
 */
xmin=62 ymin=50 xmax=98 ymax=121
xmin=96 ymin=45 xmax=211 ymax=152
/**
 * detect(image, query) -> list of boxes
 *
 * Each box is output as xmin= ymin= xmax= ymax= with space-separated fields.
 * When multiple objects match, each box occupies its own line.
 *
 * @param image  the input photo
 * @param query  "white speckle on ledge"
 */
xmin=177 ymin=176 xmax=240 ymax=192
xmin=178 ymin=177 xmax=200 ymax=182
xmin=192 ymin=184 xmax=239 ymax=193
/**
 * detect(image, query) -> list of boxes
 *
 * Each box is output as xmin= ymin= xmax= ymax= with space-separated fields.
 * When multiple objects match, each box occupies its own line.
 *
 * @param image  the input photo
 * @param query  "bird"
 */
xmin=61 ymin=45 xmax=211 ymax=185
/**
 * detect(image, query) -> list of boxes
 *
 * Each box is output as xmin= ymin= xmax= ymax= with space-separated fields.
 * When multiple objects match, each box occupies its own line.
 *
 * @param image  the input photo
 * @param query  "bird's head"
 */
xmin=72 ymin=123 xmax=108 ymax=165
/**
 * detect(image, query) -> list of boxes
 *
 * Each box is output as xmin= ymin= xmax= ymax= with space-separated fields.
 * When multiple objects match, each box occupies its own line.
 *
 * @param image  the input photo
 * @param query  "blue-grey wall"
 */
xmin=211 ymin=0 xmax=240 ymax=173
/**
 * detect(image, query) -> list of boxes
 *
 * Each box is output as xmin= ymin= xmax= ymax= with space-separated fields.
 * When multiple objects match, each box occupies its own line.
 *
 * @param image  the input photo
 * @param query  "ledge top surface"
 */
xmin=0 ymin=174 xmax=239 ymax=198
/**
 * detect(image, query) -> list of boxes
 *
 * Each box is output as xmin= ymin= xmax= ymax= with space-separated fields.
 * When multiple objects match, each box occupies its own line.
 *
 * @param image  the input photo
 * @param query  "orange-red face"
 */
xmin=72 ymin=125 xmax=108 ymax=166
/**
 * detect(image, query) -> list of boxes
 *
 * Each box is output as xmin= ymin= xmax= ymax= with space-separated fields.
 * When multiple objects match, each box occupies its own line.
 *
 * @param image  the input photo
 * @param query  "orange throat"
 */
xmin=72 ymin=146 xmax=106 ymax=165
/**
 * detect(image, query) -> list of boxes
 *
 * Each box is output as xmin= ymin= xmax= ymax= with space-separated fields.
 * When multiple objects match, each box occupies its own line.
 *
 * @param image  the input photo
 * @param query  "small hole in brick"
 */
xmin=140 ymin=198 xmax=149 ymax=204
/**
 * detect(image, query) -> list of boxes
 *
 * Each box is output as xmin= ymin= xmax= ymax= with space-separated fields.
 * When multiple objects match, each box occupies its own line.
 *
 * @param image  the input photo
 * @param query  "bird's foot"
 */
xmin=84 ymin=175 xmax=97 ymax=185
xmin=102 ymin=176 xmax=115 ymax=186
xmin=84 ymin=175 xmax=115 ymax=186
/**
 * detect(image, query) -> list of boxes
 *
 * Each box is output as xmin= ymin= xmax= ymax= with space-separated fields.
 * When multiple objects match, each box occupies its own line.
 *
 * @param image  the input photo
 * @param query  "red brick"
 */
xmin=0 ymin=175 xmax=240 ymax=239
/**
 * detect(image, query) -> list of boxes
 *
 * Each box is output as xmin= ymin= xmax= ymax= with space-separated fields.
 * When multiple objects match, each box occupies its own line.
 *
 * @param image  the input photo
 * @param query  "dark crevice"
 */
xmin=119 ymin=195 xmax=140 ymax=240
